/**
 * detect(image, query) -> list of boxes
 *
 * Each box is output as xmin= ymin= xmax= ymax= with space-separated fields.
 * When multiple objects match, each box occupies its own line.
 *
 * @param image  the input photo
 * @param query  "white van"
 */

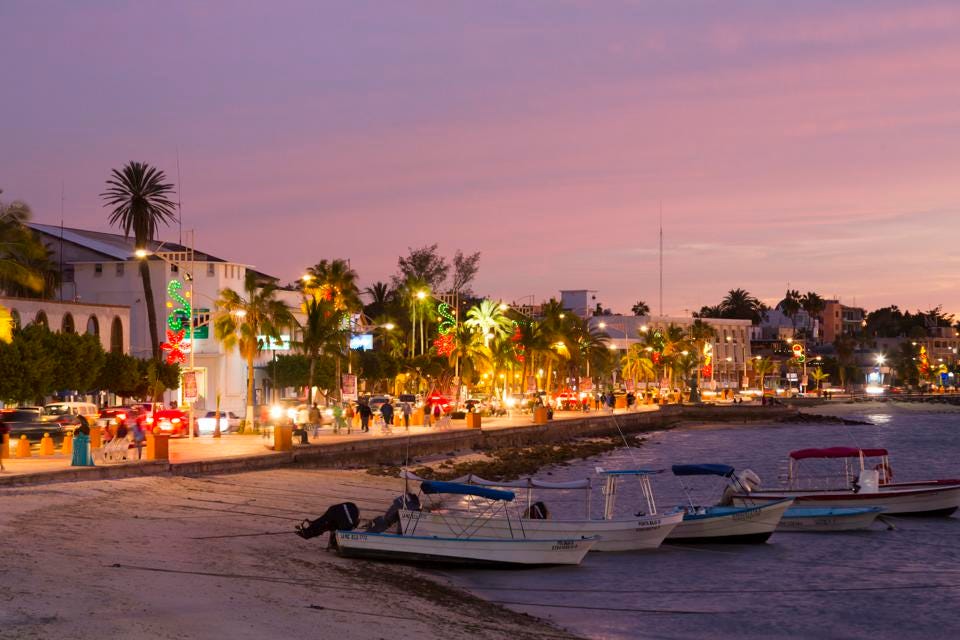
xmin=44 ymin=402 xmax=99 ymax=420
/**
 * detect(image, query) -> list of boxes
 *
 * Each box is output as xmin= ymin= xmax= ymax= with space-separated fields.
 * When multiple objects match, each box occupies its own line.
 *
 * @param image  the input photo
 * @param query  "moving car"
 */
xmin=97 ymin=406 xmax=142 ymax=430
xmin=2 ymin=408 xmax=66 ymax=449
xmin=143 ymin=408 xmax=189 ymax=437
xmin=197 ymin=410 xmax=241 ymax=434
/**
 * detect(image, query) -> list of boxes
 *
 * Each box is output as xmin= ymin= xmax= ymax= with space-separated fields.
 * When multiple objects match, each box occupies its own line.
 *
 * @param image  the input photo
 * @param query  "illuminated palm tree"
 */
xmin=752 ymin=357 xmax=776 ymax=393
xmin=688 ymin=319 xmax=717 ymax=390
xmin=305 ymin=259 xmax=361 ymax=312
xmin=101 ymin=162 xmax=178 ymax=357
xmin=0 ymin=196 xmax=48 ymax=340
xmin=214 ymin=272 xmax=294 ymax=426
xmin=809 ymin=367 xmax=830 ymax=395
xmin=621 ymin=346 xmax=656 ymax=389
xmin=465 ymin=300 xmax=511 ymax=346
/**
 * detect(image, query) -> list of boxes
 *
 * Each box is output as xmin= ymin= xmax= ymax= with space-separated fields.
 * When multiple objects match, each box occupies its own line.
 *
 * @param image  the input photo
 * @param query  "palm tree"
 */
xmin=631 ymin=300 xmax=650 ymax=316
xmin=306 ymin=259 xmax=361 ymax=311
xmin=801 ymin=292 xmax=826 ymax=340
xmin=720 ymin=289 xmax=767 ymax=324
xmin=214 ymin=271 xmax=294 ymax=426
xmin=688 ymin=319 xmax=717 ymax=390
xmin=833 ymin=336 xmax=856 ymax=389
xmin=809 ymin=367 xmax=830 ymax=395
xmin=101 ymin=162 xmax=177 ymax=358
xmin=363 ymin=281 xmax=392 ymax=318
xmin=0 ymin=197 xmax=48 ymax=296
xmin=621 ymin=346 xmax=655 ymax=389
xmin=752 ymin=357 xmax=776 ymax=392
xmin=295 ymin=297 xmax=345 ymax=404
xmin=778 ymin=289 xmax=802 ymax=332
xmin=465 ymin=300 xmax=511 ymax=346
xmin=448 ymin=324 xmax=491 ymax=399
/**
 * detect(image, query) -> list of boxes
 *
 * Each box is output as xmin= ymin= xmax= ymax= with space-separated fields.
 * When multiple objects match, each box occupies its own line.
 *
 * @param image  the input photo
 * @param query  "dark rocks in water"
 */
xmin=780 ymin=412 xmax=873 ymax=426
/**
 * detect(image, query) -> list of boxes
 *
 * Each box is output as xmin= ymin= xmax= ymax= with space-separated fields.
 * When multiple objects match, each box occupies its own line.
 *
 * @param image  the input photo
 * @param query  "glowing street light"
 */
xmin=133 ymin=248 xmax=150 ymax=259
xmin=383 ymin=323 xmax=395 ymax=331
xmin=416 ymin=290 xmax=427 ymax=300
xmin=598 ymin=322 xmax=607 ymax=329
xmin=875 ymin=354 xmax=886 ymax=365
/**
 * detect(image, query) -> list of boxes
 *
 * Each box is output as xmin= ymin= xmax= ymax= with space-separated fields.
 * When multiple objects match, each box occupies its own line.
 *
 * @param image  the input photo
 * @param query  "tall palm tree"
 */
xmin=720 ymin=289 xmax=767 ymax=324
xmin=801 ymin=291 xmax=826 ymax=340
xmin=621 ymin=346 xmax=656 ymax=389
xmin=465 ymin=299 xmax=511 ymax=346
xmin=214 ymin=271 xmax=294 ymax=426
xmin=306 ymin=259 xmax=361 ymax=312
xmin=631 ymin=300 xmax=650 ymax=316
xmin=295 ymin=297 xmax=344 ymax=404
xmin=778 ymin=289 xmax=802 ymax=333
xmin=688 ymin=319 xmax=717 ymax=390
xmin=0 ymin=197 xmax=48 ymax=296
xmin=362 ymin=281 xmax=392 ymax=318
xmin=448 ymin=324 xmax=490 ymax=398
xmin=101 ymin=162 xmax=177 ymax=358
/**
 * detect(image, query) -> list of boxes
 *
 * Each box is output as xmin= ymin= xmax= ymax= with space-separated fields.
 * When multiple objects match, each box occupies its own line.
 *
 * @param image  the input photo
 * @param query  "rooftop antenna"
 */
xmin=659 ymin=201 xmax=663 ymax=317
xmin=176 ymin=146 xmax=183 ymax=246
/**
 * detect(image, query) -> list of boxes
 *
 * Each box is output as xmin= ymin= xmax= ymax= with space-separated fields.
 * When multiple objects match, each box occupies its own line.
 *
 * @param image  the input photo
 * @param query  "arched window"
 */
xmin=110 ymin=316 xmax=123 ymax=353
xmin=62 ymin=313 xmax=75 ymax=334
xmin=10 ymin=309 xmax=20 ymax=330
xmin=86 ymin=315 xmax=99 ymax=337
xmin=34 ymin=310 xmax=48 ymax=328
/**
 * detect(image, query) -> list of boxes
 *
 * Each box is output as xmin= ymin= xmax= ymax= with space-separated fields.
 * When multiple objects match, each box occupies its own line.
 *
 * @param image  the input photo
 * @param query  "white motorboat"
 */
xmin=665 ymin=464 xmax=793 ymax=543
xmin=728 ymin=447 xmax=960 ymax=516
xmin=323 ymin=480 xmax=596 ymax=566
xmin=398 ymin=470 xmax=683 ymax=552
xmin=777 ymin=507 xmax=885 ymax=532
xmin=333 ymin=530 xmax=595 ymax=566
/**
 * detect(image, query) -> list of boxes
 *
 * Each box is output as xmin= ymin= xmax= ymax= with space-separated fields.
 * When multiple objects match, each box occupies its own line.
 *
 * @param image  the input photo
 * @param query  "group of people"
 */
xmin=290 ymin=398 xmax=447 ymax=443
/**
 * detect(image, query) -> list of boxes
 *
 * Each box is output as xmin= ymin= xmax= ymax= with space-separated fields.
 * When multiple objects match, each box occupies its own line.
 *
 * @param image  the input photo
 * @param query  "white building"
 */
xmin=28 ymin=224 xmax=298 ymax=414
xmin=0 ymin=295 xmax=130 ymax=354
xmin=588 ymin=314 xmax=753 ymax=388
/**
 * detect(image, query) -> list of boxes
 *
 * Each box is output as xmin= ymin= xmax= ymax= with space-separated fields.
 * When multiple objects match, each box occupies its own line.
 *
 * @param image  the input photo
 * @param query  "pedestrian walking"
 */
xmin=401 ymin=401 xmax=412 ymax=430
xmin=309 ymin=403 xmax=322 ymax=437
xmin=332 ymin=403 xmax=344 ymax=434
xmin=380 ymin=399 xmax=394 ymax=434
xmin=432 ymin=403 xmax=441 ymax=427
xmin=358 ymin=402 xmax=373 ymax=432
xmin=131 ymin=419 xmax=146 ymax=460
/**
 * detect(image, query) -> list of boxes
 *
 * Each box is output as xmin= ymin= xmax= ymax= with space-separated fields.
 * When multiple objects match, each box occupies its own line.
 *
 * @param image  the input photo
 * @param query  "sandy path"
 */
xmin=0 ymin=469 xmax=580 ymax=640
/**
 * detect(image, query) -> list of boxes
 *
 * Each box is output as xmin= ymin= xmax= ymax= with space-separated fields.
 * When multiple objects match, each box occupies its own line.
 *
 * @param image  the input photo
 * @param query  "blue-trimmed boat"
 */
xmin=333 ymin=481 xmax=597 ymax=566
xmin=665 ymin=464 xmax=793 ymax=544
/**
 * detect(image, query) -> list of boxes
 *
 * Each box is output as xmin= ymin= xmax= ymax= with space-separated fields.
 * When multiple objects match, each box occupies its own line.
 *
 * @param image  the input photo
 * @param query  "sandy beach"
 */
xmin=0 ymin=468 xmax=581 ymax=640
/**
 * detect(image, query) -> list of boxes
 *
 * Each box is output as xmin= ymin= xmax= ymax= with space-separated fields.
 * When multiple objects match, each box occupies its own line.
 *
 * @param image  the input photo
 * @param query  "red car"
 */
xmin=143 ymin=409 xmax=189 ymax=437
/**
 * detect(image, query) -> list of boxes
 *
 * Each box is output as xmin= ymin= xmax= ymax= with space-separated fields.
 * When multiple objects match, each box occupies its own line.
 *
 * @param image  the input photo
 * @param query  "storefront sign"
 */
xmin=341 ymin=374 xmax=357 ymax=400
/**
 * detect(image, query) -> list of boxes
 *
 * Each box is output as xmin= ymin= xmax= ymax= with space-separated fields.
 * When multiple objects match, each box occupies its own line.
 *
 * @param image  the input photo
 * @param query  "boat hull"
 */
xmin=732 ymin=484 xmax=960 ymax=516
xmin=399 ymin=509 xmax=684 ymax=552
xmin=333 ymin=530 xmax=595 ymax=566
xmin=777 ymin=507 xmax=884 ymax=532
xmin=666 ymin=499 xmax=793 ymax=544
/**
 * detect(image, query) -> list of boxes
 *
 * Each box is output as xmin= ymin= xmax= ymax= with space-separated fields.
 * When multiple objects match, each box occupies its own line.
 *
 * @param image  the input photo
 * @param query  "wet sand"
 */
xmin=0 ymin=468 xmax=581 ymax=640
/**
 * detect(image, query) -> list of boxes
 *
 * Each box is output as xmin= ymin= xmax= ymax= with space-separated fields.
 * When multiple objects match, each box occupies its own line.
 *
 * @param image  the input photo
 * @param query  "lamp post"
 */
xmin=135 ymin=238 xmax=197 ymax=440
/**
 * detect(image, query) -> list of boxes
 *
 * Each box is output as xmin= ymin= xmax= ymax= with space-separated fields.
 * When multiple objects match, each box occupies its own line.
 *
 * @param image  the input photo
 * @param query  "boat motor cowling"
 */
xmin=296 ymin=502 xmax=360 ymax=539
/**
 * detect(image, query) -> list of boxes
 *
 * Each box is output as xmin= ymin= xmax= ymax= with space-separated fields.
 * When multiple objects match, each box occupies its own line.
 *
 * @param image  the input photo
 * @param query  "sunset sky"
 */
xmin=2 ymin=1 xmax=959 ymax=316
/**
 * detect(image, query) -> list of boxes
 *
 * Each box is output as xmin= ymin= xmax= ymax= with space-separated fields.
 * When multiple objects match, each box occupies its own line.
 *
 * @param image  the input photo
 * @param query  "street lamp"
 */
xmin=134 ymin=243 xmax=197 ymax=440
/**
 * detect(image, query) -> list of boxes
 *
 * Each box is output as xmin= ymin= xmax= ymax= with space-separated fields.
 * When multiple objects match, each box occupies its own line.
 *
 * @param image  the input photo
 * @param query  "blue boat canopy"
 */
xmin=419 ymin=480 xmax=515 ymax=502
xmin=671 ymin=464 xmax=735 ymax=478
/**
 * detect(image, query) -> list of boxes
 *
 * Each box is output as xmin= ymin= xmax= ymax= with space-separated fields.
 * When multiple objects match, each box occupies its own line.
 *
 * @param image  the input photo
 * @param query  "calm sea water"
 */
xmin=441 ymin=403 xmax=960 ymax=640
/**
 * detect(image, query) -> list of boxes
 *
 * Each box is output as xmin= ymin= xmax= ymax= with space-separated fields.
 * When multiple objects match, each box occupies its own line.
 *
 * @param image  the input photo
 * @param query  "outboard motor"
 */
xmin=367 ymin=493 xmax=421 ymax=533
xmin=296 ymin=502 xmax=360 ymax=539
xmin=523 ymin=501 xmax=551 ymax=520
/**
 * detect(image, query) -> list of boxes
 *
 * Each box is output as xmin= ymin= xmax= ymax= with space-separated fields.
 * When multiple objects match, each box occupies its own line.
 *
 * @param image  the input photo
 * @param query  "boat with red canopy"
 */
xmin=728 ymin=446 xmax=960 ymax=516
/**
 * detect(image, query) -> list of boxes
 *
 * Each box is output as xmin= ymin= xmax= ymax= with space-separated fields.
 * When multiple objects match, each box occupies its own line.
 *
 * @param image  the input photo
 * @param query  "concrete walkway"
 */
xmin=1 ymin=405 xmax=665 ymax=483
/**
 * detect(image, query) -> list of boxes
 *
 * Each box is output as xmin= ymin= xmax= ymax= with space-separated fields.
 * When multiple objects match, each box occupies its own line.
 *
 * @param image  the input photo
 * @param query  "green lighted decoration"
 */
xmin=160 ymin=279 xmax=192 ymax=364
xmin=433 ymin=302 xmax=456 ymax=356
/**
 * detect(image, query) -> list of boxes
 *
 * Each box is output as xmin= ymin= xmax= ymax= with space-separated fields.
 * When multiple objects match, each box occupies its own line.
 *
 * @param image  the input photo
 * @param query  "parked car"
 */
xmin=197 ymin=410 xmax=241 ymax=434
xmin=45 ymin=402 xmax=99 ymax=421
xmin=2 ymin=408 xmax=65 ymax=448
xmin=143 ymin=408 xmax=189 ymax=437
